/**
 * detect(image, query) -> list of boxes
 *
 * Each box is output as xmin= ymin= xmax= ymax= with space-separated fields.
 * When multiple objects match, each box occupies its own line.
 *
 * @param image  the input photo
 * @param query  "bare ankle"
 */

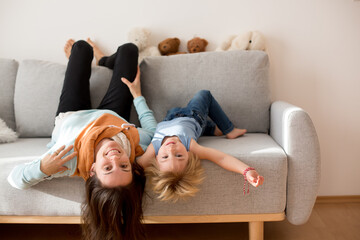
xmin=86 ymin=38 xmax=104 ymax=65
xmin=64 ymin=39 xmax=75 ymax=59
xmin=214 ymin=126 xmax=223 ymax=136
xmin=226 ymin=128 xmax=246 ymax=139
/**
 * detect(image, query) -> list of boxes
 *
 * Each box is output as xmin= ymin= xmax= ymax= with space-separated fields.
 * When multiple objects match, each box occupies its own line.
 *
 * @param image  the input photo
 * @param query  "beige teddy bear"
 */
xmin=128 ymin=27 xmax=161 ymax=63
xmin=217 ymin=31 xmax=266 ymax=51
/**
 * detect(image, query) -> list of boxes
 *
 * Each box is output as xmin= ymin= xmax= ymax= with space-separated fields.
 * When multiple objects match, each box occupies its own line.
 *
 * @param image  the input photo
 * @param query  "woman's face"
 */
xmin=91 ymin=138 xmax=132 ymax=188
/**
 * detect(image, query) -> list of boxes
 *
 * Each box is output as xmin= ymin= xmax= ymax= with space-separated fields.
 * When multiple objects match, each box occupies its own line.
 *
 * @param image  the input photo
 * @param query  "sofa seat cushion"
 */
xmin=0 ymin=138 xmax=84 ymax=216
xmin=0 ymin=134 xmax=286 ymax=216
xmin=144 ymin=133 xmax=287 ymax=216
xmin=1 ymin=156 xmax=84 ymax=216
xmin=0 ymin=138 xmax=49 ymax=158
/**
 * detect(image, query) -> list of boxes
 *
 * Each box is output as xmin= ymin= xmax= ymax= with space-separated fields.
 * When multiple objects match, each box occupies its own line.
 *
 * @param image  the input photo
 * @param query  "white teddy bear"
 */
xmin=216 ymin=31 xmax=266 ymax=51
xmin=127 ymin=27 xmax=161 ymax=63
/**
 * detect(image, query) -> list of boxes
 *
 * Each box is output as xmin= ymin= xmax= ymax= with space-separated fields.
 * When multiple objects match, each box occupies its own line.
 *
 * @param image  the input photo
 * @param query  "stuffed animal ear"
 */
xmin=174 ymin=38 xmax=180 ymax=45
xmin=216 ymin=35 xmax=237 ymax=51
xmin=143 ymin=28 xmax=151 ymax=37
xmin=187 ymin=40 xmax=191 ymax=49
xmin=229 ymin=31 xmax=252 ymax=50
xmin=203 ymin=39 xmax=208 ymax=47
xmin=249 ymin=31 xmax=266 ymax=51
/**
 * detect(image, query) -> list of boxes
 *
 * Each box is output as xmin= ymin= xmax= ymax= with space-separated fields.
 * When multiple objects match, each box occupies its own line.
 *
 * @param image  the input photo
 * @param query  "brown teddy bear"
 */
xmin=158 ymin=38 xmax=186 ymax=55
xmin=187 ymin=37 xmax=208 ymax=53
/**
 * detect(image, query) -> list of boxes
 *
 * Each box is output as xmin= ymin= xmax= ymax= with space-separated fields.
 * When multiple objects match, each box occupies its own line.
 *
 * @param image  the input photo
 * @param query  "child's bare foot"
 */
xmin=86 ymin=38 xmax=104 ymax=65
xmin=226 ymin=128 xmax=247 ymax=139
xmin=64 ymin=39 xmax=75 ymax=59
xmin=214 ymin=126 xmax=223 ymax=136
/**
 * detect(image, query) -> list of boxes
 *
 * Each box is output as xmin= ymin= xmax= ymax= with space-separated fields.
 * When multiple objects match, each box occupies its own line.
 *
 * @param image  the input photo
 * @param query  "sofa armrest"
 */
xmin=270 ymin=101 xmax=321 ymax=225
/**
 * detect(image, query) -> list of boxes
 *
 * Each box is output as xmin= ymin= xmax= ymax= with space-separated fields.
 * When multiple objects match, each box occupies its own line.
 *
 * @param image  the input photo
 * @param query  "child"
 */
xmin=137 ymin=90 xmax=264 ymax=202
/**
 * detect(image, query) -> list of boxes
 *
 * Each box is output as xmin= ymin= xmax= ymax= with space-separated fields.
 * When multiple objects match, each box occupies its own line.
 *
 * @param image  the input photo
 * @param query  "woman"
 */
xmin=8 ymin=39 xmax=157 ymax=239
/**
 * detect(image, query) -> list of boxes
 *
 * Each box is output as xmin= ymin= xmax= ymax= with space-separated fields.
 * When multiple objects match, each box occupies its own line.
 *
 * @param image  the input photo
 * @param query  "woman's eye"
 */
xmin=176 ymin=154 xmax=182 ymax=157
xmin=104 ymin=166 xmax=112 ymax=171
xmin=162 ymin=156 xmax=168 ymax=159
xmin=120 ymin=164 xmax=128 ymax=168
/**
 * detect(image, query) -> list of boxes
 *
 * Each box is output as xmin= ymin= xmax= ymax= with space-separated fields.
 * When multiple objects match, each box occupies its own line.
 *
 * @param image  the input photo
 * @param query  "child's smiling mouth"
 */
xmin=166 ymin=141 xmax=176 ymax=146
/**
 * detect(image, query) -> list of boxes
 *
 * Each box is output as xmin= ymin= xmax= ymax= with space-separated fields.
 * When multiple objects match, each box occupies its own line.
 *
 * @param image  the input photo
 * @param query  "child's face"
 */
xmin=91 ymin=138 xmax=133 ymax=188
xmin=156 ymin=136 xmax=189 ymax=173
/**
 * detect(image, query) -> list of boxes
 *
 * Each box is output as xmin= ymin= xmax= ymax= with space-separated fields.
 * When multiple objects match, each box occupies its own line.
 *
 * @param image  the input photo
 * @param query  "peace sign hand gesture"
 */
xmin=40 ymin=145 xmax=77 ymax=176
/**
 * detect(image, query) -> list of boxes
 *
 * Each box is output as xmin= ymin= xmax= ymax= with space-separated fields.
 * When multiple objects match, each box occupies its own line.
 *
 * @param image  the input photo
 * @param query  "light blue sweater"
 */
xmin=7 ymin=96 xmax=157 ymax=189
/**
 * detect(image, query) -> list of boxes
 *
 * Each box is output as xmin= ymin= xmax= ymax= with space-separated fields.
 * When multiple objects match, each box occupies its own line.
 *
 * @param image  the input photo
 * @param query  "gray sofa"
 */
xmin=0 ymin=50 xmax=320 ymax=240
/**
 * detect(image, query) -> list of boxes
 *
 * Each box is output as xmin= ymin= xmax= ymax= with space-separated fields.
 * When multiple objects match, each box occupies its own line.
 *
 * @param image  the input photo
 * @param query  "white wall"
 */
xmin=1 ymin=0 xmax=359 ymax=196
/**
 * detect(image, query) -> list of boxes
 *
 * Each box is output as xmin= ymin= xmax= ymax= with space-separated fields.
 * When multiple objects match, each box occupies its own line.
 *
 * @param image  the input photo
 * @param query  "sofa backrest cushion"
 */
xmin=14 ymin=60 xmax=112 ymax=137
xmin=140 ymin=50 xmax=270 ymax=133
xmin=0 ymin=58 xmax=18 ymax=131
xmin=13 ymin=50 xmax=270 ymax=137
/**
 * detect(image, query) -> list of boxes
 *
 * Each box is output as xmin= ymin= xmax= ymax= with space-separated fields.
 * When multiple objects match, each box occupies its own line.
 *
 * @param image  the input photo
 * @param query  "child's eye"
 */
xmin=104 ymin=166 xmax=112 ymax=171
xmin=120 ymin=164 xmax=128 ymax=168
xmin=176 ymin=154 xmax=182 ymax=157
xmin=162 ymin=156 xmax=168 ymax=159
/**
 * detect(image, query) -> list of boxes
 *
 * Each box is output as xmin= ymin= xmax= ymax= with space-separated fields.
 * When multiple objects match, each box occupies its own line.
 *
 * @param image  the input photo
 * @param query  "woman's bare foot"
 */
xmin=64 ymin=39 xmax=75 ymax=59
xmin=86 ymin=38 xmax=105 ymax=65
xmin=226 ymin=128 xmax=247 ymax=139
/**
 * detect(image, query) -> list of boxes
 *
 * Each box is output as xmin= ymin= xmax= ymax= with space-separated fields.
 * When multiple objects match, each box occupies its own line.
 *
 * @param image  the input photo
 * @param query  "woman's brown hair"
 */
xmin=81 ymin=161 xmax=146 ymax=240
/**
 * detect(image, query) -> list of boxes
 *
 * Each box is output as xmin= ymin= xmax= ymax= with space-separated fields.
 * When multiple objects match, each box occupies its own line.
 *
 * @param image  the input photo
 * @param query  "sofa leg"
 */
xmin=248 ymin=221 xmax=264 ymax=240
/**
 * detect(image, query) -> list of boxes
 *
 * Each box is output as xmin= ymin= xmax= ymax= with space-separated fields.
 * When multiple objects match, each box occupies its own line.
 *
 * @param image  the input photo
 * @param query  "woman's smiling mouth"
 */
xmin=106 ymin=149 xmax=121 ymax=156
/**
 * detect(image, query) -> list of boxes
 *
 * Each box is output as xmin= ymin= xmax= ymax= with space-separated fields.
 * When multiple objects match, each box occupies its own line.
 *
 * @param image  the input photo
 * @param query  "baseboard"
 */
xmin=316 ymin=195 xmax=360 ymax=203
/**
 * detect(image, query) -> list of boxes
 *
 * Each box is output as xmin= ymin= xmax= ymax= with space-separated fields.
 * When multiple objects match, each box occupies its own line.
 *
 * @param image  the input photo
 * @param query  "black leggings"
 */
xmin=56 ymin=40 xmax=139 ymax=121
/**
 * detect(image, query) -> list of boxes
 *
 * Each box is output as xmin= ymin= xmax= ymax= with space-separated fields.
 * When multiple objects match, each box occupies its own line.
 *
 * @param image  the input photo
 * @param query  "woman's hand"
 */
xmin=122 ymin=66 xmax=142 ymax=99
xmin=246 ymin=170 xmax=264 ymax=187
xmin=40 ymin=145 xmax=77 ymax=176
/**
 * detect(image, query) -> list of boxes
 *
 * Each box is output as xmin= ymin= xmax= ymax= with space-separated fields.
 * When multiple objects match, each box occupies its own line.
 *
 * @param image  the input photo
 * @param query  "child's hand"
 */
xmin=121 ymin=66 xmax=142 ymax=99
xmin=246 ymin=170 xmax=264 ymax=187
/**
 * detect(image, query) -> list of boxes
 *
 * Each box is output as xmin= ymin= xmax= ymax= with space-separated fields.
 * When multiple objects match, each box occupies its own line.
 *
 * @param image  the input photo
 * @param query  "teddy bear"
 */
xmin=127 ymin=27 xmax=161 ymax=63
xmin=216 ymin=31 xmax=266 ymax=51
xmin=187 ymin=37 xmax=208 ymax=53
xmin=158 ymin=38 xmax=186 ymax=55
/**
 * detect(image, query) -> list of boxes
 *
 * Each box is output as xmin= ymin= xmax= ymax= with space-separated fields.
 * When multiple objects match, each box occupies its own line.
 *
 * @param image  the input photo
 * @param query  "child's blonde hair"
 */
xmin=146 ymin=151 xmax=205 ymax=202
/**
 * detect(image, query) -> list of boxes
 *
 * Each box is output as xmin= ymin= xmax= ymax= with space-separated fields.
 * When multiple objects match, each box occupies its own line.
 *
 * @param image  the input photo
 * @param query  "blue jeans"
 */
xmin=163 ymin=90 xmax=234 ymax=136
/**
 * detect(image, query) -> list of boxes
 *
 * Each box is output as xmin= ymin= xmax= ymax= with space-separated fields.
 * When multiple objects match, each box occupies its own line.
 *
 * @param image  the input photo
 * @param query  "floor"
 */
xmin=1 ymin=202 xmax=359 ymax=240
